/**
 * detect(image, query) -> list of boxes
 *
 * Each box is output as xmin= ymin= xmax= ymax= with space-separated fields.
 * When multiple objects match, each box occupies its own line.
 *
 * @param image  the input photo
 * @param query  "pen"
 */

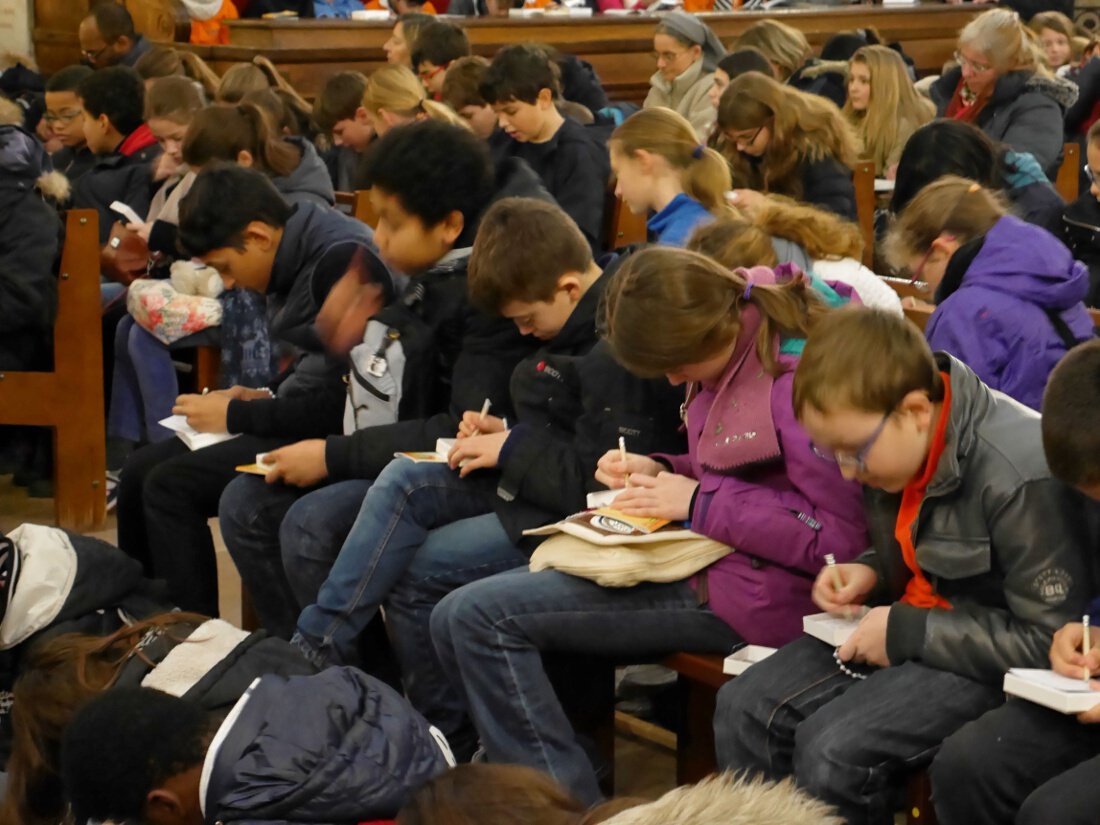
xmin=1084 ymin=614 xmax=1091 ymax=682
xmin=619 ymin=435 xmax=629 ymax=488
xmin=825 ymin=553 xmax=850 ymax=618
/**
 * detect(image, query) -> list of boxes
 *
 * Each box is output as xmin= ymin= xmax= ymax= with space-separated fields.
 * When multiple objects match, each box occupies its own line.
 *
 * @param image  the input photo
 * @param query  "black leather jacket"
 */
xmin=861 ymin=354 xmax=1100 ymax=684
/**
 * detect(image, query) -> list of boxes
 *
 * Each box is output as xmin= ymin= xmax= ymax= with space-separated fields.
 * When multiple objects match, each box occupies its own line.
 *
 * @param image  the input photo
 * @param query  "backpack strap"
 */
xmin=1043 ymin=307 xmax=1093 ymax=350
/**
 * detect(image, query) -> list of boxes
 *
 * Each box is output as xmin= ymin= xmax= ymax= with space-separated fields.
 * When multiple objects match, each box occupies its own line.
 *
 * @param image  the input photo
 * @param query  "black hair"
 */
xmin=179 ymin=163 xmax=294 ymax=257
xmin=45 ymin=64 xmax=94 ymax=94
xmin=411 ymin=21 xmax=471 ymax=71
xmin=717 ymin=48 xmax=774 ymax=80
xmin=76 ymin=65 xmax=145 ymax=136
xmin=60 ymin=688 xmax=210 ymax=825
xmin=820 ymin=31 xmax=870 ymax=62
xmin=88 ymin=1 xmax=137 ymax=42
xmin=359 ymin=119 xmax=493 ymax=233
xmin=480 ymin=44 xmax=559 ymax=106
xmin=890 ymin=119 xmax=1007 ymax=214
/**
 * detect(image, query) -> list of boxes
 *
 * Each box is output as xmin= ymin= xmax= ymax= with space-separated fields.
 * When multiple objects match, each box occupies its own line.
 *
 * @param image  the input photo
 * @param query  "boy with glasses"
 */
xmin=411 ymin=21 xmax=470 ymax=100
xmin=715 ymin=306 xmax=1098 ymax=824
xmin=44 ymin=65 xmax=94 ymax=182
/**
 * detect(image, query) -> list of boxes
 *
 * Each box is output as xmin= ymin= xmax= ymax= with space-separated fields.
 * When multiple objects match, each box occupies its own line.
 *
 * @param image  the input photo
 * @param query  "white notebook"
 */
xmin=158 ymin=415 xmax=238 ymax=451
xmin=802 ymin=610 xmax=867 ymax=646
xmin=1003 ymin=669 xmax=1100 ymax=714
xmin=723 ymin=645 xmax=778 ymax=676
xmin=394 ymin=438 xmax=458 ymax=463
xmin=585 ymin=488 xmax=622 ymax=510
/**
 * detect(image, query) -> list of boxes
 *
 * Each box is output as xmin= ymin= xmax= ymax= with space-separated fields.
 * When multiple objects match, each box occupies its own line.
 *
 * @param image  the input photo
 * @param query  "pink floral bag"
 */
xmin=126 ymin=261 xmax=224 ymax=345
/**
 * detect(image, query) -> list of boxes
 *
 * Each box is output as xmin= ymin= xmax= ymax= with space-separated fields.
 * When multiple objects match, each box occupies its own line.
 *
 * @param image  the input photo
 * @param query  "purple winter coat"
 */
xmin=656 ymin=358 xmax=868 ymax=647
xmin=927 ymin=215 xmax=1093 ymax=411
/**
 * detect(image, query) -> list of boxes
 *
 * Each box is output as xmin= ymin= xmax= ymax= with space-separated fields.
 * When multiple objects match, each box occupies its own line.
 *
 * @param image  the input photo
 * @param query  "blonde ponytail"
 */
xmin=363 ymin=65 xmax=470 ymax=129
xmin=611 ymin=107 xmax=733 ymax=216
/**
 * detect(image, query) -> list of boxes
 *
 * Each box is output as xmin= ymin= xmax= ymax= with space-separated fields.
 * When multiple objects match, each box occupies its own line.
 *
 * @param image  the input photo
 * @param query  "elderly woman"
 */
xmin=930 ymin=7 xmax=1077 ymax=174
xmin=644 ymin=11 xmax=726 ymax=141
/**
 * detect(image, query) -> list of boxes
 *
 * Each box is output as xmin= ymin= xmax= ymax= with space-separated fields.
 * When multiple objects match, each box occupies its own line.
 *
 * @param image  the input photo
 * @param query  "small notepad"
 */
xmin=159 ymin=415 xmax=238 ymax=451
xmin=1003 ymin=669 xmax=1100 ymax=714
xmin=395 ymin=438 xmax=458 ymax=463
xmin=723 ymin=645 xmax=778 ymax=676
xmin=802 ymin=611 xmax=867 ymax=646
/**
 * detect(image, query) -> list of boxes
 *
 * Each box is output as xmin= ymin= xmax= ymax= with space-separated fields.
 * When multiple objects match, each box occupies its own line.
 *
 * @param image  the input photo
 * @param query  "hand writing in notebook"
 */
xmin=1050 ymin=622 xmax=1100 ymax=722
xmin=837 ymin=606 xmax=892 ymax=668
xmin=263 ymin=439 xmax=328 ymax=487
xmin=610 ymin=472 xmax=699 ymax=521
xmin=172 ymin=392 xmax=231 ymax=433
xmin=457 ymin=411 xmax=506 ymax=438
xmin=812 ymin=562 xmax=877 ymax=615
xmin=594 ymin=450 xmax=664 ymax=490
xmin=448 ymin=431 xmax=508 ymax=477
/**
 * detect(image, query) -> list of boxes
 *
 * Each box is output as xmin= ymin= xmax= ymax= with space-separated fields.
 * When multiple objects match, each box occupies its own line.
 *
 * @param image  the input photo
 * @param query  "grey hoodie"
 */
xmin=275 ymin=137 xmax=336 ymax=208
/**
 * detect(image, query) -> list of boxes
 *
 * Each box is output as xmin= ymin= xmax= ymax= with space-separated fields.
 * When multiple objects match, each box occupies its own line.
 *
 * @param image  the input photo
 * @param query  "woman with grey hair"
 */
xmin=643 ymin=11 xmax=726 ymax=140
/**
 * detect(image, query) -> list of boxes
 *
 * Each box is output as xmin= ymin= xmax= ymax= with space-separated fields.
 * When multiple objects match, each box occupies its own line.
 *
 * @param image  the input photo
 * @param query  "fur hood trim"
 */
xmin=0 ymin=97 xmax=22 ymax=126
xmin=37 ymin=170 xmax=70 ymax=202
xmin=599 ymin=774 xmax=845 ymax=825
xmin=1026 ymin=72 xmax=1079 ymax=109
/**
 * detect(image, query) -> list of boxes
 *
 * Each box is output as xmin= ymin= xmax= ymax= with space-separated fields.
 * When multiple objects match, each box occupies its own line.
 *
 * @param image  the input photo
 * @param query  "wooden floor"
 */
xmin=0 ymin=471 xmax=677 ymax=799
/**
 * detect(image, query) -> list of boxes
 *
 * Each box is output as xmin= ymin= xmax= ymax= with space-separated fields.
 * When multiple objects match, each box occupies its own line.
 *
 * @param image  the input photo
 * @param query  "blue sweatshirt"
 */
xmin=647 ymin=193 xmax=713 ymax=247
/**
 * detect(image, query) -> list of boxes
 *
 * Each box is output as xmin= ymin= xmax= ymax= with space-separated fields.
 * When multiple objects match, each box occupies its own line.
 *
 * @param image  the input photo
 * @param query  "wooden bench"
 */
xmin=853 ymin=160 xmax=877 ymax=270
xmin=1056 ymin=142 xmax=1081 ymax=204
xmin=603 ymin=190 xmax=648 ymax=251
xmin=661 ymin=651 xmax=939 ymax=824
xmin=335 ymin=190 xmax=379 ymax=229
xmin=0 ymin=210 xmax=106 ymax=531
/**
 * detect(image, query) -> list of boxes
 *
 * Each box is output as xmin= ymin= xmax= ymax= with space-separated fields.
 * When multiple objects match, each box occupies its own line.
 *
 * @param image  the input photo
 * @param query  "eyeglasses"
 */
xmin=43 ymin=110 xmax=83 ymax=125
xmin=728 ymin=125 xmax=765 ymax=151
xmin=953 ymin=50 xmax=992 ymax=74
xmin=653 ymin=49 xmax=689 ymax=64
xmin=417 ymin=64 xmax=446 ymax=82
xmin=812 ymin=412 xmax=890 ymax=473
xmin=81 ymin=44 xmax=111 ymax=64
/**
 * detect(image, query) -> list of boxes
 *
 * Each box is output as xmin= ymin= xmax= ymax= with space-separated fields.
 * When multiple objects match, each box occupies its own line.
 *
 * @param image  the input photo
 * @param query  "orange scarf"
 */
xmin=894 ymin=372 xmax=953 ymax=610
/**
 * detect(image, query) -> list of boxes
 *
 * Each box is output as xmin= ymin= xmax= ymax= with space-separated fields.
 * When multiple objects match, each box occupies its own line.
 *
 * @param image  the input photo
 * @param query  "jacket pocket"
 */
xmin=916 ymin=537 xmax=992 ymax=580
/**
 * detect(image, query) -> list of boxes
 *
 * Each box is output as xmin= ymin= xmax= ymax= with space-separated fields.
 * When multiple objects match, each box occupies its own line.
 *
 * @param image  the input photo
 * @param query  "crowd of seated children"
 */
xmin=42 ymin=65 xmax=94 ymax=182
xmin=441 ymin=56 xmax=498 ymax=139
xmin=843 ymin=45 xmax=933 ymax=179
xmin=411 ymin=21 xmax=471 ymax=100
xmin=885 ymin=175 xmax=1092 ymax=411
xmin=481 ymin=45 xmax=610 ymax=252
xmin=133 ymin=45 xmax=222 ymax=99
xmin=608 ymin=107 xmax=731 ymax=247
xmin=891 ymin=118 xmax=1065 ymax=233
xmin=384 ymin=13 xmax=434 ymax=68
xmin=930 ymin=8 xmax=1077 ymax=176
xmin=686 ymin=202 xmax=902 ymax=313
xmin=714 ymin=306 xmax=1099 ymax=825
xmin=643 ymin=12 xmax=725 ymax=142
xmin=216 ymin=121 xmax=540 ymax=639
xmin=431 ymin=247 xmax=868 ymax=804
xmin=272 ymin=197 xmax=685 ymax=760
xmin=717 ymin=72 xmax=859 ymax=220
xmin=930 ymin=340 xmax=1100 ymax=825
xmin=77 ymin=3 xmax=152 ymax=70
xmin=115 ymin=163 xmax=386 ymax=617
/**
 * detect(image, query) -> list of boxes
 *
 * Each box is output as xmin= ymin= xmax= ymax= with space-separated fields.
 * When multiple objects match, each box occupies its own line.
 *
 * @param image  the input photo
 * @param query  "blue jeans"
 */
xmin=430 ymin=567 xmax=739 ymax=805
xmin=713 ymin=635 xmax=1004 ymax=825
xmin=218 ymin=475 xmax=370 ymax=637
xmin=108 ymin=315 xmax=178 ymax=443
xmin=294 ymin=460 xmax=506 ymax=667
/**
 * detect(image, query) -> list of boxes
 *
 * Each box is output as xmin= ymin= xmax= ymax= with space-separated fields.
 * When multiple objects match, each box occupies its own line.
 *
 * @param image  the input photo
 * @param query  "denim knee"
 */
xmin=218 ymin=475 xmax=263 ymax=536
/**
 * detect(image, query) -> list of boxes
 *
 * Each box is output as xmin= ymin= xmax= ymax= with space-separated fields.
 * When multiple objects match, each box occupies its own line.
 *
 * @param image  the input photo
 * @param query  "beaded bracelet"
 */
xmin=833 ymin=647 xmax=869 ymax=681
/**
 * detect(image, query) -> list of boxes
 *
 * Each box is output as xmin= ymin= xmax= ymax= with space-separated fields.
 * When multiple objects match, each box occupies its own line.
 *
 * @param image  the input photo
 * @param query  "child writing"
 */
xmin=714 ymin=306 xmax=1097 ymax=824
xmin=843 ymin=45 xmax=933 ymax=178
xmin=608 ymin=107 xmax=731 ymax=247
xmin=931 ymin=340 xmax=1100 ymax=825
xmin=717 ymin=71 xmax=860 ymax=219
xmin=432 ymin=247 xmax=868 ymax=805
xmin=885 ymin=175 xmax=1092 ymax=410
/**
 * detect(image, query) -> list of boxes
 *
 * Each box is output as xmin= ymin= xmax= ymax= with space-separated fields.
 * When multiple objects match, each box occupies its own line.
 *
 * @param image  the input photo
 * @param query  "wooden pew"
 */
xmin=1055 ymin=142 xmax=1080 ymax=203
xmin=603 ymin=190 xmax=648 ymax=251
xmin=661 ymin=651 xmax=938 ymax=824
xmin=853 ymin=160 xmax=876 ymax=270
xmin=335 ymin=190 xmax=379 ymax=229
xmin=0 ymin=210 xmax=106 ymax=531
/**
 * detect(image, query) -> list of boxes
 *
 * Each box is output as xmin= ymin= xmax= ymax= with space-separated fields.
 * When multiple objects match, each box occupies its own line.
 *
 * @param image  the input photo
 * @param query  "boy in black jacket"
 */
xmin=285 ymin=198 xmax=684 ymax=760
xmin=216 ymin=122 xmax=540 ymax=638
xmin=43 ymin=65 xmax=94 ymax=183
xmin=115 ymin=164 xmax=389 ymax=618
xmin=73 ymin=66 xmax=160 ymax=245
xmin=482 ymin=45 xmax=610 ymax=253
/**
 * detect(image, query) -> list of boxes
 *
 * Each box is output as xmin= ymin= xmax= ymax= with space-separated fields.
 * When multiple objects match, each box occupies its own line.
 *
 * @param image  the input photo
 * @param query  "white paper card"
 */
xmin=723 ymin=645 xmax=778 ymax=675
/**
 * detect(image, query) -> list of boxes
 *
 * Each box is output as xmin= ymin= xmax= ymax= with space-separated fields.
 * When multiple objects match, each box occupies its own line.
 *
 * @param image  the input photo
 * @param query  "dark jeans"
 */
xmin=933 ymin=698 xmax=1100 ymax=825
xmin=116 ymin=434 xmax=286 ymax=615
xmin=713 ymin=635 xmax=1004 ymax=825
xmin=431 ymin=567 xmax=739 ymax=805
xmin=217 ymin=475 xmax=369 ymax=637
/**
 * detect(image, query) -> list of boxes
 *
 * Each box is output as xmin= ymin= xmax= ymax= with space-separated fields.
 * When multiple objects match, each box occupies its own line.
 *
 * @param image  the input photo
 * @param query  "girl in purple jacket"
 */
xmin=430 ymin=247 xmax=868 ymax=806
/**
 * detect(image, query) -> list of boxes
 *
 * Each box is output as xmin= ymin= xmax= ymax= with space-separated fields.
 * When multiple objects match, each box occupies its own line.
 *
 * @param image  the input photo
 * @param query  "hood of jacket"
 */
xmin=649 ymin=56 xmax=710 ymax=100
xmin=207 ymin=667 xmax=451 ymax=823
xmin=274 ymin=137 xmax=336 ymax=207
xmin=180 ymin=0 xmax=226 ymax=18
xmin=0 ymin=124 xmax=68 ymax=201
xmin=953 ymin=215 xmax=1088 ymax=311
xmin=601 ymin=774 xmax=844 ymax=825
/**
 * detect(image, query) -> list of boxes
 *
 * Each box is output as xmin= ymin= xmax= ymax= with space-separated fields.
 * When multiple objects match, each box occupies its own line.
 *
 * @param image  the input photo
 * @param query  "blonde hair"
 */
xmin=884 ymin=175 xmax=1008 ymax=269
xmin=717 ymin=72 xmax=860 ymax=199
xmin=1029 ymin=11 xmax=1085 ymax=66
xmin=363 ymin=64 xmax=469 ymax=128
xmin=217 ymin=56 xmax=311 ymax=109
xmin=688 ymin=196 xmax=863 ymax=266
xmin=603 ymin=246 xmax=827 ymax=378
xmin=144 ymin=75 xmax=205 ymax=125
xmin=959 ymin=8 xmax=1048 ymax=75
xmin=843 ymin=46 xmax=934 ymax=175
xmin=611 ymin=108 xmax=733 ymax=216
xmin=734 ymin=20 xmax=810 ymax=81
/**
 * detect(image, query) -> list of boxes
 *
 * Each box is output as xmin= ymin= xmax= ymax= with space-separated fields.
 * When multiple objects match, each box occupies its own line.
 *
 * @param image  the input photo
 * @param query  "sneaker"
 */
xmin=105 ymin=470 xmax=120 ymax=512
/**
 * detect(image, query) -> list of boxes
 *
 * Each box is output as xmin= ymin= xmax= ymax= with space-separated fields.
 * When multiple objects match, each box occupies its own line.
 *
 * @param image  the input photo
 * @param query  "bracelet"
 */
xmin=260 ymin=387 xmax=276 ymax=399
xmin=833 ymin=647 xmax=868 ymax=680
